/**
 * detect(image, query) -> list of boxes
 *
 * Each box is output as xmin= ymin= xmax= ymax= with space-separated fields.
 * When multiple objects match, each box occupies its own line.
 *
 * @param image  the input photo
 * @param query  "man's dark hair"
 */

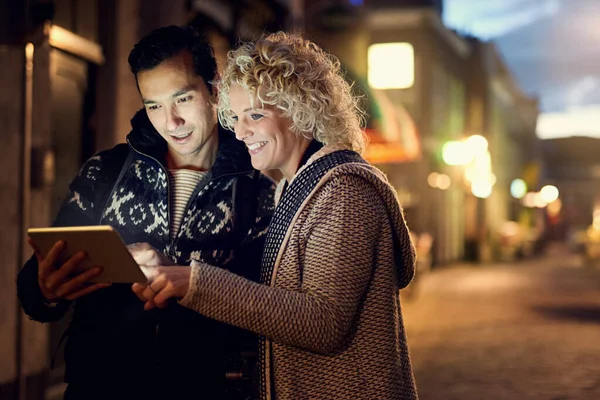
xmin=128 ymin=25 xmax=218 ymax=93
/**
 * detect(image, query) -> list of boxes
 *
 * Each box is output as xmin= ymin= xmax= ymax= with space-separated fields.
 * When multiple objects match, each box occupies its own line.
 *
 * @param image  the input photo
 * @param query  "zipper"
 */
xmin=127 ymin=139 xmax=254 ymax=254
xmin=173 ymin=169 xmax=252 ymax=241
xmin=127 ymin=140 xmax=172 ymax=368
xmin=127 ymin=139 xmax=255 ymax=369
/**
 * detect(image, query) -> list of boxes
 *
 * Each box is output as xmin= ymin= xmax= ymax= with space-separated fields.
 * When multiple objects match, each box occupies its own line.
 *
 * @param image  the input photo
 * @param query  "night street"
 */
xmin=402 ymin=245 xmax=600 ymax=400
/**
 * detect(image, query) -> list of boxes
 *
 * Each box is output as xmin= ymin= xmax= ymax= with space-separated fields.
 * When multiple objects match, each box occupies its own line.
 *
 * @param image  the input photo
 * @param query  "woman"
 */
xmin=133 ymin=32 xmax=418 ymax=399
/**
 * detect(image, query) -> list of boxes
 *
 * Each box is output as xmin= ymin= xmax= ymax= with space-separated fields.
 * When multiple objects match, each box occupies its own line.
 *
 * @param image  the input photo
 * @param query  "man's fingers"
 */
xmin=142 ymin=283 xmax=158 ymax=301
xmin=37 ymin=240 xmax=65 ymax=278
xmin=65 ymin=283 xmax=112 ymax=301
xmin=128 ymin=244 xmax=161 ymax=265
xmin=155 ymin=300 xmax=169 ymax=309
xmin=153 ymin=283 xmax=174 ymax=308
xmin=54 ymin=267 xmax=103 ymax=298
xmin=131 ymin=283 xmax=147 ymax=302
xmin=144 ymin=299 xmax=156 ymax=311
xmin=130 ymin=251 xmax=153 ymax=266
xmin=127 ymin=242 xmax=153 ymax=254
xmin=44 ymin=252 xmax=87 ymax=291
xmin=44 ymin=240 xmax=66 ymax=266
xmin=139 ymin=265 xmax=159 ymax=281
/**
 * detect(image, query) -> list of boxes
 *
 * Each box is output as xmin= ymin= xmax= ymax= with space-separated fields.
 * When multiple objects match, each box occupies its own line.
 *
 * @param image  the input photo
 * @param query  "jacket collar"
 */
xmin=126 ymin=109 xmax=254 ymax=179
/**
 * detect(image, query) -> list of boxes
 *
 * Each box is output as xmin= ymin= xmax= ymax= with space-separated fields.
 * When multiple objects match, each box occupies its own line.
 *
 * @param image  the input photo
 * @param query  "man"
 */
xmin=17 ymin=25 xmax=274 ymax=400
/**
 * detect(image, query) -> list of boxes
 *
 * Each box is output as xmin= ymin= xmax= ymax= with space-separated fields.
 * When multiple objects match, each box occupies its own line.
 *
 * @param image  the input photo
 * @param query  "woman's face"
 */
xmin=228 ymin=83 xmax=311 ymax=180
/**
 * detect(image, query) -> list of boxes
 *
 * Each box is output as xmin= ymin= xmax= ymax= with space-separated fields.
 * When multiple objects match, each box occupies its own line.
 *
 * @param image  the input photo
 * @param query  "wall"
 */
xmin=0 ymin=44 xmax=24 ymax=396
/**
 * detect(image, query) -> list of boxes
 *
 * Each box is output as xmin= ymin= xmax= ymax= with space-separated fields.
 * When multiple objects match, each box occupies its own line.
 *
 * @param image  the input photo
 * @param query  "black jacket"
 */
xmin=17 ymin=110 xmax=275 ymax=399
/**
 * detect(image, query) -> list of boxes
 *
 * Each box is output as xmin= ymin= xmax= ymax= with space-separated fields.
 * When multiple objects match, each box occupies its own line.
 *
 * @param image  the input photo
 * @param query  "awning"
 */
xmin=348 ymin=71 xmax=421 ymax=164
xmin=363 ymin=88 xmax=421 ymax=164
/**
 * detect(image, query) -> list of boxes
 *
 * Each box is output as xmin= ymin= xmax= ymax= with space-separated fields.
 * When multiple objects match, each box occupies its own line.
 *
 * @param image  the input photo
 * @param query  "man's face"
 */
xmin=137 ymin=51 xmax=216 ymax=166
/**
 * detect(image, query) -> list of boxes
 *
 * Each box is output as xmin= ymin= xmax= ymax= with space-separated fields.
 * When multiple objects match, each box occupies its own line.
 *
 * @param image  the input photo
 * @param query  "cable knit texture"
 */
xmin=180 ymin=146 xmax=418 ymax=400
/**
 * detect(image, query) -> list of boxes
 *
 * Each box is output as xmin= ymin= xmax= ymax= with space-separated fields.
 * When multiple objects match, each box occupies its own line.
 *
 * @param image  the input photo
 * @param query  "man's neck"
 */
xmin=166 ymin=129 xmax=219 ymax=171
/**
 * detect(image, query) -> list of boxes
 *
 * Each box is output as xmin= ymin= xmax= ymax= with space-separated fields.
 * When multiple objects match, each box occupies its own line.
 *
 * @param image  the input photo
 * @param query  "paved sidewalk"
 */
xmin=401 ymin=249 xmax=600 ymax=400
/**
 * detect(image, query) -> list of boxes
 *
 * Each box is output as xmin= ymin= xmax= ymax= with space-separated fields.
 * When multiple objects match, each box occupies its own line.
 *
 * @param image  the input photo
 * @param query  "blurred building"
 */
xmin=0 ymin=1 xmax=290 ymax=398
xmin=541 ymin=137 xmax=600 ymax=239
xmin=301 ymin=0 xmax=539 ymax=264
xmin=1 ymin=0 xmax=540 ymax=398
xmin=466 ymin=39 xmax=540 ymax=261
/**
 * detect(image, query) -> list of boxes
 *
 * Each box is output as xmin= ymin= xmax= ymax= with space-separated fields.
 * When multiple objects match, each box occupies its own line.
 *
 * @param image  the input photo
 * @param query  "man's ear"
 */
xmin=208 ymin=72 xmax=221 ymax=100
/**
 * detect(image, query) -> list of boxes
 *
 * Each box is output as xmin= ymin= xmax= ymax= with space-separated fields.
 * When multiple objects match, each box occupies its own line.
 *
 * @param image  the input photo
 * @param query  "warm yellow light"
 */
xmin=427 ymin=172 xmax=439 ymax=188
xmin=471 ymin=181 xmax=492 ymax=198
xmin=442 ymin=141 xmax=472 ymax=165
xmin=427 ymin=172 xmax=451 ymax=190
xmin=534 ymin=192 xmax=547 ymax=208
xmin=472 ymin=150 xmax=492 ymax=172
xmin=500 ymin=221 xmax=520 ymax=237
xmin=540 ymin=185 xmax=559 ymax=203
xmin=465 ymin=151 xmax=494 ymax=188
xmin=25 ymin=43 xmax=34 ymax=59
xmin=593 ymin=207 xmax=600 ymax=229
xmin=465 ymin=135 xmax=488 ymax=155
xmin=547 ymin=199 xmax=562 ymax=217
xmin=436 ymin=174 xmax=451 ymax=190
xmin=48 ymin=24 xmax=104 ymax=64
xmin=368 ymin=42 xmax=414 ymax=89
xmin=523 ymin=192 xmax=537 ymax=208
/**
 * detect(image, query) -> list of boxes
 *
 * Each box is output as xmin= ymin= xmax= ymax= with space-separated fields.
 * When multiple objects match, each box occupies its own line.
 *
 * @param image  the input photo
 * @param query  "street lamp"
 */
xmin=442 ymin=135 xmax=495 ymax=199
xmin=442 ymin=141 xmax=472 ymax=165
xmin=441 ymin=134 xmax=494 ymax=263
xmin=540 ymin=185 xmax=559 ymax=203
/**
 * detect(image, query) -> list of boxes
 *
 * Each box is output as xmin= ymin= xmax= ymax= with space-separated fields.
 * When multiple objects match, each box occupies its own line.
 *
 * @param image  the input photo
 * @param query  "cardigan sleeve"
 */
xmin=179 ymin=174 xmax=384 ymax=354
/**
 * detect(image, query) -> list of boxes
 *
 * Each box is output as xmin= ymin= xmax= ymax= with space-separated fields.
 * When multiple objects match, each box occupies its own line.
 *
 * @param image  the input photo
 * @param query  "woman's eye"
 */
xmin=147 ymin=104 xmax=160 ymax=111
xmin=177 ymin=96 xmax=193 ymax=104
xmin=250 ymin=113 xmax=264 ymax=121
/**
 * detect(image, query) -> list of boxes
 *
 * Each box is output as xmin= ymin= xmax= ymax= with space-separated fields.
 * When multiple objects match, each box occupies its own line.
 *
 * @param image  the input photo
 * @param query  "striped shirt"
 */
xmin=168 ymin=169 xmax=206 ymax=240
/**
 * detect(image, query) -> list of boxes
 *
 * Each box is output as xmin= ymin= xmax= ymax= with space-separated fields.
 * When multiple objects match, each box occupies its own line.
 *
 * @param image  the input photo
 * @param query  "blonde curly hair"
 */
xmin=217 ymin=32 xmax=366 ymax=154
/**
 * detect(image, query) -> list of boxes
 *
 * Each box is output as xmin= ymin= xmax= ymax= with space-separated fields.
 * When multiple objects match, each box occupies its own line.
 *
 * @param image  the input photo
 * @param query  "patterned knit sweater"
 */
xmin=180 ymin=146 xmax=419 ymax=400
xmin=17 ymin=109 xmax=275 ymax=396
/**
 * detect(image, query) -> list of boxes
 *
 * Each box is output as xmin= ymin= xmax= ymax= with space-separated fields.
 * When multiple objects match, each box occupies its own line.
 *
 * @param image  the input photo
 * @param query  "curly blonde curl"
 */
xmin=217 ymin=32 xmax=366 ymax=154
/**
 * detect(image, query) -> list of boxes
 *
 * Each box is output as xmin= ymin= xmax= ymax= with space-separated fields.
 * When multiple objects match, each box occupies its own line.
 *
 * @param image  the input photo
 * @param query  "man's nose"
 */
xmin=166 ymin=107 xmax=184 ymax=132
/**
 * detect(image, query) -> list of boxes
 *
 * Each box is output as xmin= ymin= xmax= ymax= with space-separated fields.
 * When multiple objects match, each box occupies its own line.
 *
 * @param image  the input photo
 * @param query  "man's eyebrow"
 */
xmin=172 ymin=87 xmax=194 ymax=98
xmin=142 ymin=86 xmax=195 ymax=105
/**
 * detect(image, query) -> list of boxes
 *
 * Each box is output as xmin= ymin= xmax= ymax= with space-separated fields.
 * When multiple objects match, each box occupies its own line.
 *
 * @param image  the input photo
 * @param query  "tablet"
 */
xmin=27 ymin=225 xmax=147 ymax=283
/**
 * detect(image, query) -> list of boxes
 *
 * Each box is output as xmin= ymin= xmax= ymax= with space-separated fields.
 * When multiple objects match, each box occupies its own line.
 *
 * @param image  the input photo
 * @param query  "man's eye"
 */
xmin=250 ymin=113 xmax=263 ymax=121
xmin=177 ymin=96 xmax=193 ymax=104
xmin=147 ymin=104 xmax=160 ymax=111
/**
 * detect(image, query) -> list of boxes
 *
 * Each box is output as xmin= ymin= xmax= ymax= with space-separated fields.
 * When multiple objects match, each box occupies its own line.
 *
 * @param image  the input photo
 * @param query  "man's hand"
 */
xmin=127 ymin=242 xmax=172 ymax=267
xmin=131 ymin=265 xmax=191 ymax=310
xmin=28 ymin=237 xmax=111 ymax=302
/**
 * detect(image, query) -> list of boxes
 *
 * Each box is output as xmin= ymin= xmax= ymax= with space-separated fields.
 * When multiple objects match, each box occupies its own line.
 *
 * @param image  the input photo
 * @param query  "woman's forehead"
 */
xmin=229 ymin=84 xmax=276 ymax=111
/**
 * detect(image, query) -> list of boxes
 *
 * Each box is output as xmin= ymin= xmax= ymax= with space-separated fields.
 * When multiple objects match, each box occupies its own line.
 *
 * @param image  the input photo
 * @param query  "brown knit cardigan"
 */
xmin=180 ymin=146 xmax=419 ymax=399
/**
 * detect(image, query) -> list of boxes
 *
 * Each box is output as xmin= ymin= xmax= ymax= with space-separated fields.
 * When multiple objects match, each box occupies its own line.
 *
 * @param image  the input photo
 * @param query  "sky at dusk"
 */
xmin=443 ymin=0 xmax=600 ymax=139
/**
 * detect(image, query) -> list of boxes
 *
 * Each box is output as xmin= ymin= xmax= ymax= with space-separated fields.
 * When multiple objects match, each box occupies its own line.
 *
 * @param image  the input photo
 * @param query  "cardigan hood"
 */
xmin=277 ymin=145 xmax=417 ymax=289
